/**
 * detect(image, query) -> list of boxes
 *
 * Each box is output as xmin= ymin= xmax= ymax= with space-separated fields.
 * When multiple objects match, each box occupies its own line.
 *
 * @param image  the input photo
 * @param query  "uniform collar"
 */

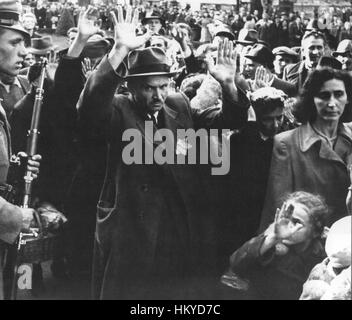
xmin=0 ymin=77 xmax=22 ymax=93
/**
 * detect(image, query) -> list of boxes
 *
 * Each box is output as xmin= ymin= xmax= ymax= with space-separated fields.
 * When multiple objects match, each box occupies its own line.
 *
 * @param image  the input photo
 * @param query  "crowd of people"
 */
xmin=0 ymin=0 xmax=351 ymax=300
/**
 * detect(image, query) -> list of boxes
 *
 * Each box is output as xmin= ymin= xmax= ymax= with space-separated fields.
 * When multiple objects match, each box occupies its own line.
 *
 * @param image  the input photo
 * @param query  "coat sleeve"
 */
xmin=271 ymin=77 xmax=297 ymax=97
xmin=191 ymin=87 xmax=249 ymax=130
xmin=229 ymin=233 xmax=276 ymax=274
xmin=77 ymin=55 xmax=125 ymax=144
xmin=259 ymin=135 xmax=294 ymax=232
xmin=0 ymin=197 xmax=26 ymax=244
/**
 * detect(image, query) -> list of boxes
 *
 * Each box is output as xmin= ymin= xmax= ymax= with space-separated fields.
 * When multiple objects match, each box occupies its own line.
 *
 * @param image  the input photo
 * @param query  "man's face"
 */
xmin=150 ymin=37 xmax=167 ymax=51
xmin=23 ymin=52 xmax=35 ymax=67
xmin=147 ymin=19 xmax=162 ymax=34
xmin=0 ymin=29 xmax=27 ymax=77
xmin=68 ymin=30 xmax=78 ymax=45
xmin=302 ymin=36 xmax=325 ymax=69
xmin=242 ymin=58 xmax=260 ymax=80
xmin=336 ymin=51 xmax=352 ymax=71
xmin=257 ymin=106 xmax=284 ymax=137
xmin=273 ymin=54 xmax=294 ymax=76
xmin=22 ymin=17 xmax=36 ymax=31
xmin=132 ymin=75 xmax=170 ymax=114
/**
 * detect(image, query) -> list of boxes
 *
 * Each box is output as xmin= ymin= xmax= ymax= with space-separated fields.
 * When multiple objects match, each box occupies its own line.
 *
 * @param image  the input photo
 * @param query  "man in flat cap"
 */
xmin=272 ymin=46 xmax=298 ymax=79
xmin=78 ymin=5 xmax=249 ymax=300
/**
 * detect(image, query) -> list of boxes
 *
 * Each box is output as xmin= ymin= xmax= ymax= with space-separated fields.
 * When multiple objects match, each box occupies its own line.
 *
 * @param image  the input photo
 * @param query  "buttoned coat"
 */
xmin=77 ymin=56 xmax=249 ymax=299
xmin=260 ymin=122 xmax=352 ymax=232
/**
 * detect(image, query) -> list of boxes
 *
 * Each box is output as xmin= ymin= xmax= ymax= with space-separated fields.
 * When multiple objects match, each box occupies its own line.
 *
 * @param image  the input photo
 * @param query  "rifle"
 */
xmin=9 ymin=57 xmax=48 ymax=300
xmin=22 ymin=57 xmax=48 ymax=208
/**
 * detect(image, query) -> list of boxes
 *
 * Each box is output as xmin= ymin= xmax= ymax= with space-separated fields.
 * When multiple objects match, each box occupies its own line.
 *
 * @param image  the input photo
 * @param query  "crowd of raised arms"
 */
xmin=0 ymin=0 xmax=351 ymax=300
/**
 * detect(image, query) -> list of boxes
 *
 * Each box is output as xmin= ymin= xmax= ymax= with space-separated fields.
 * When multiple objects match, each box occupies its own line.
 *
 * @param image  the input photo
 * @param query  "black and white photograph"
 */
xmin=0 ymin=0 xmax=351 ymax=305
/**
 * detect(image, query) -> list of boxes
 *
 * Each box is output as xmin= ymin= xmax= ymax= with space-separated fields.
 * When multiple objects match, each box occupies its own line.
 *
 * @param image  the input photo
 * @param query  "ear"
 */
xmin=320 ymin=226 xmax=330 ymax=239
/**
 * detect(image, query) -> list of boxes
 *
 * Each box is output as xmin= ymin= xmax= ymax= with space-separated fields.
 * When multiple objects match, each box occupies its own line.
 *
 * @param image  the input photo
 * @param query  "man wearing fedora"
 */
xmin=78 ymin=6 xmax=249 ymax=300
xmin=0 ymin=0 xmax=30 ymax=117
xmin=142 ymin=13 xmax=165 ymax=36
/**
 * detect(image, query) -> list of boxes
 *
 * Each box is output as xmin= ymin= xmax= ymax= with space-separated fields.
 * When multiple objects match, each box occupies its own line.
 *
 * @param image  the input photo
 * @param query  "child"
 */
xmin=300 ymin=216 xmax=351 ymax=300
xmin=222 ymin=191 xmax=329 ymax=300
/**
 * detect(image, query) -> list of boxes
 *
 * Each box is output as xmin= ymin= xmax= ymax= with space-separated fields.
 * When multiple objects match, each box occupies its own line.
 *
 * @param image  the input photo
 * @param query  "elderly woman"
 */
xmin=260 ymin=67 xmax=352 ymax=231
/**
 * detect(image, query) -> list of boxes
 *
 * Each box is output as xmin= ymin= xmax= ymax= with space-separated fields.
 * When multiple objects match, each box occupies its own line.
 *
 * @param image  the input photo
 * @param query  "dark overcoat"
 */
xmin=77 ymin=56 xmax=249 ymax=299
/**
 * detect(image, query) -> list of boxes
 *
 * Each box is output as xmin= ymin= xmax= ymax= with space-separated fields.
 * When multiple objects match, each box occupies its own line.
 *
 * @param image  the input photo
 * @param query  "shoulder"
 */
xmin=284 ymin=62 xmax=301 ymax=74
xmin=274 ymin=127 xmax=299 ymax=144
xmin=165 ymin=92 xmax=190 ymax=111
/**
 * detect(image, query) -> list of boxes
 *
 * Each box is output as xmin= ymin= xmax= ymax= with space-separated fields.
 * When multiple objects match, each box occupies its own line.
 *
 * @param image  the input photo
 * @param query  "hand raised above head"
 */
xmin=206 ymin=38 xmax=237 ymax=85
xmin=77 ymin=6 xmax=101 ymax=40
xmin=110 ymin=5 xmax=152 ymax=52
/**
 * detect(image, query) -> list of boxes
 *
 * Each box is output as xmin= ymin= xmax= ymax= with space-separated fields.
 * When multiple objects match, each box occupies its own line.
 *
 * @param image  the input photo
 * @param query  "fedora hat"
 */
xmin=81 ymin=34 xmax=112 ymax=59
xmin=236 ymin=28 xmax=258 ymax=45
xmin=214 ymin=25 xmax=235 ymax=41
xmin=332 ymin=39 xmax=352 ymax=57
xmin=0 ymin=0 xmax=29 ymax=41
xmin=29 ymin=36 xmax=57 ymax=55
xmin=245 ymin=43 xmax=274 ymax=69
xmin=141 ymin=14 xmax=165 ymax=26
xmin=125 ymin=47 xmax=179 ymax=78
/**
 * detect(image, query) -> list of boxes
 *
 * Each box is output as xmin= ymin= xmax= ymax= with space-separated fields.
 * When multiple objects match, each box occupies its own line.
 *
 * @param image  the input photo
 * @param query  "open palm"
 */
xmin=206 ymin=39 xmax=237 ymax=84
xmin=78 ymin=6 xmax=100 ymax=39
xmin=111 ymin=5 xmax=151 ymax=51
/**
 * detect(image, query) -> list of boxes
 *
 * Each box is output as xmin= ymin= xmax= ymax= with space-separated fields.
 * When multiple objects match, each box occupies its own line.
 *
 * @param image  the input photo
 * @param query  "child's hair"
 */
xmin=283 ymin=191 xmax=329 ymax=236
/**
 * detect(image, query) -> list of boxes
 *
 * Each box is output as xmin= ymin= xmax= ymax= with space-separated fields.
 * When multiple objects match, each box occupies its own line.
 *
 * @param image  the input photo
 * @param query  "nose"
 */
xmin=19 ymin=42 xmax=28 ymax=58
xmin=328 ymin=95 xmax=337 ymax=108
xmin=153 ymin=88 xmax=163 ymax=100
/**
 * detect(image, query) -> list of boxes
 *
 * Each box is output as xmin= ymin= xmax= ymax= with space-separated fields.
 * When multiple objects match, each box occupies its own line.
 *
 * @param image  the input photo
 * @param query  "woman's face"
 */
xmin=313 ymin=79 xmax=348 ymax=123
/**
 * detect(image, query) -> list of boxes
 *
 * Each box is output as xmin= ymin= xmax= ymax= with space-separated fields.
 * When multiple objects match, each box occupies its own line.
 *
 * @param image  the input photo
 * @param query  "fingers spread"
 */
xmin=125 ymin=5 xmax=132 ymax=23
xmin=117 ymin=5 xmax=124 ymax=24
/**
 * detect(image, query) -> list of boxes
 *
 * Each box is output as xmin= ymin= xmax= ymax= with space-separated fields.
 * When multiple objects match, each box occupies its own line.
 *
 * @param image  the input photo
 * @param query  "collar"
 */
xmin=299 ymin=122 xmax=352 ymax=152
xmin=0 ymin=77 xmax=22 ymax=93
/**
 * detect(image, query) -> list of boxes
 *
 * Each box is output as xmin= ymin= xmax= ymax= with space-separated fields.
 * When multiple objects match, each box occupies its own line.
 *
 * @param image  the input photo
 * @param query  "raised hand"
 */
xmin=111 ymin=5 xmax=151 ymax=51
xmin=206 ymin=38 xmax=237 ymax=85
xmin=77 ymin=6 xmax=100 ymax=40
xmin=274 ymin=202 xmax=301 ymax=241
xmin=82 ymin=57 xmax=94 ymax=80
xmin=253 ymin=65 xmax=274 ymax=90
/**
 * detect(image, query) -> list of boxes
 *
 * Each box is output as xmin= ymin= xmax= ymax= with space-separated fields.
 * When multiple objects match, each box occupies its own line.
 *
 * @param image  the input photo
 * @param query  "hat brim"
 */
xmin=124 ymin=70 xmax=181 ymax=79
xmin=332 ymin=51 xmax=347 ymax=57
xmin=29 ymin=46 xmax=57 ymax=55
xmin=235 ymin=40 xmax=256 ymax=46
xmin=0 ymin=24 xmax=30 ymax=42
xmin=142 ymin=17 xmax=165 ymax=25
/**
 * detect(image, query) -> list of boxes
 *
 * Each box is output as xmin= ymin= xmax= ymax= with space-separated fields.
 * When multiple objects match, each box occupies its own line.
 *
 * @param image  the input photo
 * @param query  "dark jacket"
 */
xmin=271 ymin=62 xmax=308 ymax=97
xmin=229 ymin=233 xmax=326 ymax=300
xmin=77 ymin=55 xmax=249 ymax=299
xmin=224 ymin=123 xmax=274 ymax=257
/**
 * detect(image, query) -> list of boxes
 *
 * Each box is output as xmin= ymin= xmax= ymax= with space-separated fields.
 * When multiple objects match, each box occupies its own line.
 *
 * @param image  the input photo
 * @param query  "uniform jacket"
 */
xmin=260 ymin=122 xmax=352 ymax=231
xmin=0 ymin=104 xmax=26 ymax=300
xmin=77 ymin=55 xmax=249 ymax=299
